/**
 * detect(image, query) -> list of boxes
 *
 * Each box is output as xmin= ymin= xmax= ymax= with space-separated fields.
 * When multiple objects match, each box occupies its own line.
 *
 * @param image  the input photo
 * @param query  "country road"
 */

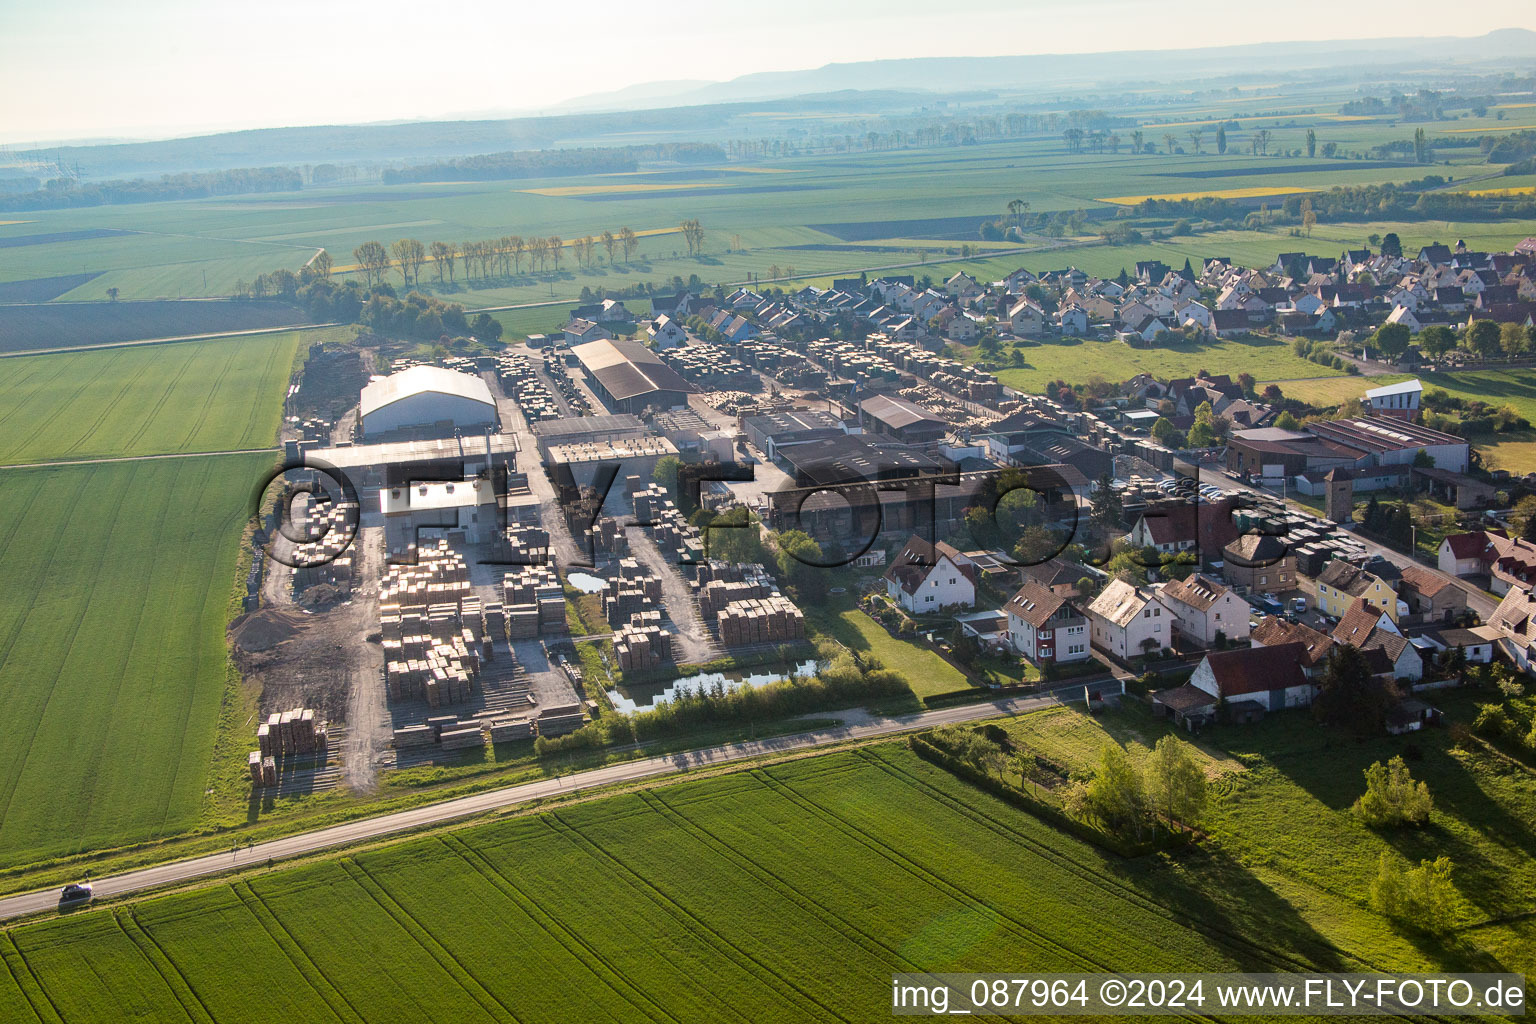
xmin=0 ymin=680 xmax=1115 ymax=923
xmin=0 ymin=446 xmax=279 ymax=471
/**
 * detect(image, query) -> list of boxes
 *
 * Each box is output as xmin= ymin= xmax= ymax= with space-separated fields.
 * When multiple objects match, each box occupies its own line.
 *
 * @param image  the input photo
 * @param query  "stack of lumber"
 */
xmin=537 ymin=702 xmax=588 ymax=737
xmin=602 ymin=558 xmax=662 ymax=626
xmin=589 ymin=516 xmax=626 ymax=557
xmin=716 ymin=594 xmax=805 ymax=647
xmin=485 ymin=716 xmax=536 ymax=743
xmin=614 ymin=616 xmax=674 ymax=672
xmin=503 ymin=564 xmax=567 ymax=635
xmin=699 ymin=578 xmax=773 ymax=618
xmin=505 ymin=525 xmax=551 ymax=564
xmin=380 ymin=540 xmax=482 ymax=706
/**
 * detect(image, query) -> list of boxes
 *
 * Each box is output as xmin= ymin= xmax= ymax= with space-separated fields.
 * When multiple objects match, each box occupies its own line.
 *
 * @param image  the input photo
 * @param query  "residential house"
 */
xmin=1188 ymin=642 xmax=1316 ymax=716
xmin=883 ymin=536 xmax=977 ymax=613
xmin=1086 ymin=579 xmax=1166 ymax=660
xmin=1222 ymin=534 xmax=1295 ymax=594
xmin=647 ymin=314 xmax=689 ymax=350
xmin=1331 ymin=598 xmax=1422 ymax=681
xmin=1004 ymin=582 xmax=1090 ymax=665
xmin=1250 ymin=617 xmax=1335 ymax=674
xmin=1417 ymin=625 xmax=1497 ymax=666
xmin=1314 ymin=559 xmax=1404 ymax=622
xmin=1489 ymin=586 xmax=1536 ymax=673
xmin=1007 ymin=299 xmax=1045 ymax=338
xmin=1125 ymin=499 xmax=1240 ymax=563
xmin=1396 ymin=564 xmax=1467 ymax=625
xmin=1158 ymin=573 xmax=1251 ymax=646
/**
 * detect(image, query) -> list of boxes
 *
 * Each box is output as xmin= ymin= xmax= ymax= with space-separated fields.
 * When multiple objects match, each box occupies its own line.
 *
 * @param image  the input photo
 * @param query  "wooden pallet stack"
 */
xmin=589 ymin=516 xmax=626 ymax=557
xmin=715 ymin=594 xmax=805 ymax=647
xmin=602 ymin=559 xmax=662 ymax=627
xmin=537 ymin=702 xmax=588 ymax=737
xmin=502 ymin=564 xmax=567 ymax=637
xmin=505 ymin=525 xmax=551 ymax=564
xmin=380 ymin=540 xmax=482 ymax=706
xmin=613 ymin=613 xmax=674 ymax=672
xmin=250 ymin=706 xmax=326 ymax=788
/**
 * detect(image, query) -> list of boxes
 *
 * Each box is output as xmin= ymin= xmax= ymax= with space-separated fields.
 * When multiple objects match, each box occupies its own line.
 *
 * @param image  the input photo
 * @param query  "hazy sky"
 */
xmin=3 ymin=0 xmax=1535 ymax=144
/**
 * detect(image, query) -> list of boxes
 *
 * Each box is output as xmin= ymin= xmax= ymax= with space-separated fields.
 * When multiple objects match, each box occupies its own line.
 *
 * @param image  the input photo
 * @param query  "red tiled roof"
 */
xmin=1004 ymin=581 xmax=1074 ymax=629
xmin=1201 ymin=643 xmax=1309 ymax=697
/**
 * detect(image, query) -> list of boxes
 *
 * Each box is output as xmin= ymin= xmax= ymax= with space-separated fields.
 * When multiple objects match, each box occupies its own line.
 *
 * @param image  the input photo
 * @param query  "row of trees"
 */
xmin=1387 ymin=320 xmax=1536 ymax=362
xmin=351 ymin=226 xmax=654 ymax=289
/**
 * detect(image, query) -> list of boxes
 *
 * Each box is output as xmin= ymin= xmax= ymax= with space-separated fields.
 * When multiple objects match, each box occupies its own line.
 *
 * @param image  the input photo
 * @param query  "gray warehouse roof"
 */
xmin=570 ymin=339 xmax=695 ymax=403
xmin=360 ymin=365 xmax=495 ymax=419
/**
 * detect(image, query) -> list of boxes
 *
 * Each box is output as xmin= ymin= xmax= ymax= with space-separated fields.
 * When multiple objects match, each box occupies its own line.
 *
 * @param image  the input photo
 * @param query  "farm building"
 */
xmin=360 ymin=365 xmax=497 ymax=441
xmin=859 ymin=394 xmax=947 ymax=445
xmin=570 ymin=338 xmax=695 ymax=414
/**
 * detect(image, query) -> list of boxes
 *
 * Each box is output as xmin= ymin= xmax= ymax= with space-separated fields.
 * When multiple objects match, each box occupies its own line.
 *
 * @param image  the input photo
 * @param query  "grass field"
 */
xmin=1418 ymin=369 xmax=1536 ymax=474
xmin=0 ymin=330 xmax=316 ymax=465
xmin=4 ymin=727 xmax=1527 ymax=1023
xmin=972 ymin=333 xmax=1346 ymax=394
xmin=1257 ymin=374 xmax=1396 ymax=408
xmin=0 ymin=454 xmax=270 ymax=868
xmin=805 ymin=602 xmax=974 ymax=697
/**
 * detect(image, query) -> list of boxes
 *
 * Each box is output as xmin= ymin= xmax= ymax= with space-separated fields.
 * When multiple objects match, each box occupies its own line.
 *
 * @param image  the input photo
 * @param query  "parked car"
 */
xmin=1291 ymin=597 xmax=1308 ymax=614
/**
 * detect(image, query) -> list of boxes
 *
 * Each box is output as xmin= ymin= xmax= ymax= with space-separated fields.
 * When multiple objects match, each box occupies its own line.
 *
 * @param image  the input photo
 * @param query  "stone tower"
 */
xmin=1325 ymin=466 xmax=1354 ymax=524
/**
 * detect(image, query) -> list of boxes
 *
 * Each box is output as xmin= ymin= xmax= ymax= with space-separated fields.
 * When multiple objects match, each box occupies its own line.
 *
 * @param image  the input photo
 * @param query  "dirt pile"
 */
xmin=230 ymin=608 xmax=306 ymax=653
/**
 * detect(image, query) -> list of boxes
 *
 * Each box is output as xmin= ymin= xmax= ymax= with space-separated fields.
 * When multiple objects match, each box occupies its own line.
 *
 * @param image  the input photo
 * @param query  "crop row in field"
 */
xmin=0 ymin=454 xmax=272 ymax=868
xmin=0 ymin=299 xmax=312 ymax=353
xmin=9 ymin=738 xmax=1495 ymax=1024
xmin=0 ymin=329 xmax=319 ymax=465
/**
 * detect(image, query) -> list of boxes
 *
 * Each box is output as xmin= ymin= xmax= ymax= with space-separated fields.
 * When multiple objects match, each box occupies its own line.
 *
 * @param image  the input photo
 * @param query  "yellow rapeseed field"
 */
xmin=1464 ymin=186 xmax=1536 ymax=198
xmin=1099 ymin=186 xmax=1319 ymax=205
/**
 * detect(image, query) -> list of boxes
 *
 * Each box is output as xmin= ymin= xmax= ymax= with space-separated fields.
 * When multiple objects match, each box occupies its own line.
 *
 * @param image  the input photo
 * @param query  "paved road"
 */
xmin=0 ymin=321 xmax=343 ymax=360
xmin=0 ymin=447 xmax=279 ymax=471
xmin=0 ymin=681 xmax=1115 ymax=922
xmin=1196 ymin=464 xmax=1498 ymax=620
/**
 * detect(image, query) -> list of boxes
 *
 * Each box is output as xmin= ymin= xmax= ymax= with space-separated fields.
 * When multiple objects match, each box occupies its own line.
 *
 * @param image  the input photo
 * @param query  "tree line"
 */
xmin=0 ymin=166 xmax=303 ymax=211
xmin=379 ymin=143 xmax=725 ymax=184
xmin=349 ymin=225 xmax=657 ymax=289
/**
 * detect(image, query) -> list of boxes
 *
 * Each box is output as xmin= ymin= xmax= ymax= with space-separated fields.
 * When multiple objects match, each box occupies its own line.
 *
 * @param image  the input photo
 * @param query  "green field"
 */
xmin=4 ymin=725 xmax=1528 ymax=1024
xmin=976 ymin=333 xmax=1346 ymax=394
xmin=4 ymin=91 xmax=1531 ymax=316
xmin=1256 ymin=374 xmax=1398 ymax=408
xmin=0 ymin=330 xmax=318 ymax=465
xmin=0 ymin=454 xmax=269 ymax=868
xmin=806 ymin=603 xmax=974 ymax=697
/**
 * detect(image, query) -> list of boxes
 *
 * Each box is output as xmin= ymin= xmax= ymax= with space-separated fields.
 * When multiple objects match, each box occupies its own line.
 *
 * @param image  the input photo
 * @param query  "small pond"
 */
xmin=608 ymin=659 xmax=824 ymax=714
xmin=566 ymin=571 xmax=606 ymax=594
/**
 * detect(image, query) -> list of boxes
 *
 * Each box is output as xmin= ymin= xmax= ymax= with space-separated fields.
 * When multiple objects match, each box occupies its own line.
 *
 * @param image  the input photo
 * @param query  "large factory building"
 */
xmin=360 ymin=365 xmax=498 ymax=441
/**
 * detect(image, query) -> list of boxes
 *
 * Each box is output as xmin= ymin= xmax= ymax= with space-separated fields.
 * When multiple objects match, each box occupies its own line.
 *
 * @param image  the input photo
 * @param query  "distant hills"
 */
xmin=554 ymin=29 xmax=1536 ymax=111
xmin=6 ymin=29 xmax=1533 ymax=180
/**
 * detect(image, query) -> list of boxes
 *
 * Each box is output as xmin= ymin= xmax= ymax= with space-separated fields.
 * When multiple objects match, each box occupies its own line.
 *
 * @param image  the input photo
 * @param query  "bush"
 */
xmin=1369 ymin=853 xmax=1458 ymax=934
xmin=1474 ymin=703 xmax=1512 ymax=738
xmin=1351 ymin=756 xmax=1432 ymax=827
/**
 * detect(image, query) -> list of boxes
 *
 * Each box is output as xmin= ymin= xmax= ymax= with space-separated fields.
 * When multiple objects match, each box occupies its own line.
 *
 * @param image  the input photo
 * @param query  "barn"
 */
xmin=569 ymin=338 xmax=694 ymax=414
xmin=359 ymin=366 xmax=497 ymax=441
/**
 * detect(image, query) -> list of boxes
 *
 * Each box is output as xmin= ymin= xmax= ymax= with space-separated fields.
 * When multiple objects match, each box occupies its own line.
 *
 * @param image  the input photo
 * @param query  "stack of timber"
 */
xmin=380 ymin=540 xmax=483 ymax=707
xmin=613 ymin=614 xmax=674 ymax=672
xmin=602 ymin=558 xmax=662 ymax=626
xmin=715 ymin=594 xmax=806 ymax=647
xmin=503 ymin=564 xmax=567 ymax=637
